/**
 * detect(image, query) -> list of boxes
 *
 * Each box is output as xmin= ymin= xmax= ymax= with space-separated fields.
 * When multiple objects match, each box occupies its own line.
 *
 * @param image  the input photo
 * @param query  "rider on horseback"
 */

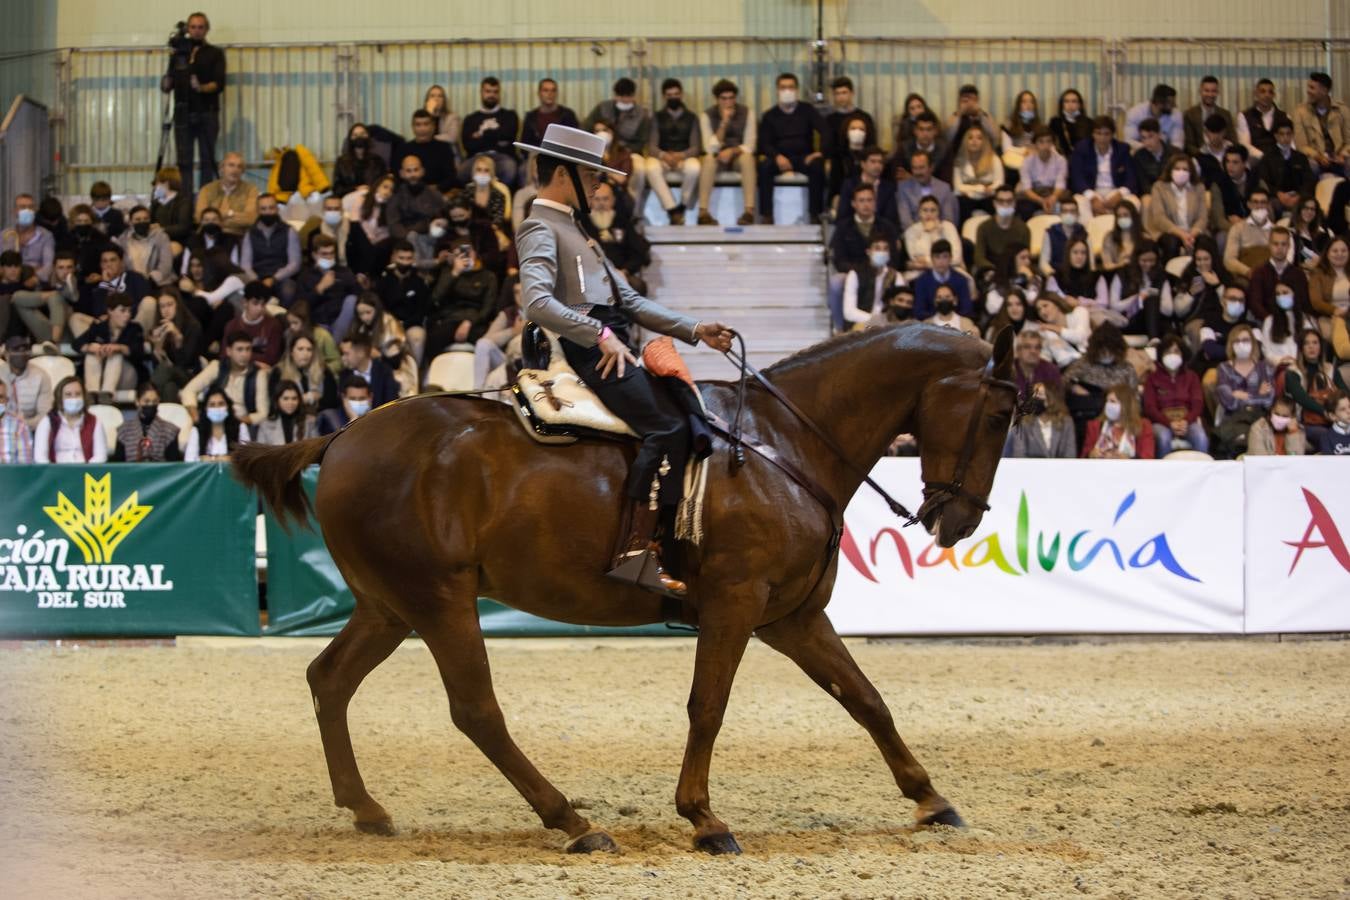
xmin=514 ymin=124 xmax=735 ymax=597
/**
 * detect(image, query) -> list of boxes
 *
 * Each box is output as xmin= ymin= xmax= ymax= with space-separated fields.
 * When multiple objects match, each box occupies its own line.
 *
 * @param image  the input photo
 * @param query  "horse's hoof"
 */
xmin=354 ymin=818 xmax=397 ymax=836
xmin=695 ymin=832 xmax=743 ymax=855
xmin=565 ymin=830 xmax=619 ymax=854
xmin=918 ymin=806 xmax=967 ymax=829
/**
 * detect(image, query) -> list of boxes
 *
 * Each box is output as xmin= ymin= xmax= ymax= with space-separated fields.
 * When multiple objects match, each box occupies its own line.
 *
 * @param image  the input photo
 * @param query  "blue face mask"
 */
xmin=347 ymin=400 xmax=371 ymax=417
xmin=17 ymin=209 xmax=36 ymax=227
xmin=62 ymin=397 xmax=84 ymax=415
xmin=205 ymin=407 xmax=228 ymax=424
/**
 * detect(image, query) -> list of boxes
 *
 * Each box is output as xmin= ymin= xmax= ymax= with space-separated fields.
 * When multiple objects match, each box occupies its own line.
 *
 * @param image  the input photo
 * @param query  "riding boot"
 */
xmin=607 ymin=498 xmax=688 ymax=597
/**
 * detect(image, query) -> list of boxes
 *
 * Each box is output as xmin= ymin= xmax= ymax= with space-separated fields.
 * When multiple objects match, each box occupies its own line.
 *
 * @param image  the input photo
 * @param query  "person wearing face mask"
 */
xmin=1002 ymin=91 xmax=1044 ymax=159
xmin=305 ymin=196 xmax=351 ymax=269
xmin=584 ymin=78 xmax=652 ymax=203
xmin=240 ymin=193 xmax=301 ymax=308
xmin=457 ymin=76 xmax=521 ymax=189
xmin=972 ymin=186 xmax=1029 ymax=282
xmin=826 ymin=184 xmax=898 ymax=331
xmin=0 ymin=335 xmax=52 ymax=430
xmin=2 ymin=193 xmax=56 ymax=283
xmin=1283 ymin=328 xmax=1347 ymax=447
xmin=841 ymin=236 xmax=902 ymax=327
xmin=1100 ymin=200 xmax=1142 ymax=274
xmin=1143 ymin=336 xmax=1209 ymax=455
xmin=1049 ymin=89 xmax=1093 ymax=159
xmin=1036 ymin=197 xmax=1086 ymax=276
xmin=872 ymin=283 xmax=917 ymax=326
xmin=1064 ymin=324 xmax=1138 ymax=441
xmin=1195 ymin=283 xmax=1251 ymax=369
xmin=1222 ymin=189 xmax=1279 ymax=280
xmin=0 ymin=379 xmax=34 ymax=463
xmin=109 ymin=382 xmax=182 ymax=462
xmin=185 ymin=386 xmax=250 ymax=461
xmin=1292 ymin=72 xmax=1349 ymax=176
xmin=33 ymin=376 xmax=107 ymax=464
xmin=1145 ymin=155 xmax=1209 ymax=260
xmin=1246 ymin=227 xmax=1309 ymax=321
xmin=1311 ymin=391 xmax=1350 ymax=454
xmin=1082 ymin=385 xmax=1155 ymax=459
xmin=927 ymin=284 xmax=979 ymax=337
xmin=1245 ymin=396 xmax=1306 ymax=456
xmin=912 ymin=238 xmax=974 ymax=320
xmin=115 ymin=205 xmax=175 ymax=291
xmin=1258 ymin=283 xmax=1306 ymax=366
xmin=1213 ymin=324 xmax=1275 ymax=455
xmin=332 ymin=124 xmax=389 ymax=199
xmin=642 ymin=79 xmax=703 ymax=226
xmin=316 ymin=375 xmax=373 ymax=436
xmin=455 ymin=154 xmax=511 ymax=231
xmin=375 ymin=240 xmax=430 ymax=363
xmin=756 ymin=73 xmax=828 ymax=224
xmin=297 ymin=235 xmax=361 ymax=339
xmin=148 ymin=167 xmax=194 ymax=246
xmin=824 ymin=77 xmax=877 ymax=201
xmin=86 ymin=181 xmax=126 ymax=240
xmin=1255 ymin=117 xmax=1314 ymax=216
xmin=1005 ymin=380 xmax=1077 ymax=459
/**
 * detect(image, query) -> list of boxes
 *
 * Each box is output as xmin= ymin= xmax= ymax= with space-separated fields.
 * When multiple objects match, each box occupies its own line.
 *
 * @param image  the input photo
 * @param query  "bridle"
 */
xmin=715 ymin=331 xmax=1021 ymax=531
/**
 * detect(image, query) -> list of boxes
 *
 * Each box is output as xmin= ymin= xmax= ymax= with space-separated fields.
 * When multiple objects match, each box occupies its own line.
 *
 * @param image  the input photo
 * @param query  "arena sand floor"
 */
xmin=1 ymin=635 xmax=1347 ymax=898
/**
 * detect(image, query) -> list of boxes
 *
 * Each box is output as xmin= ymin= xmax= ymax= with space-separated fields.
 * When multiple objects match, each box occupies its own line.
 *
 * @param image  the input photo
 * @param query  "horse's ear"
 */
xmin=990 ymin=326 xmax=1015 ymax=380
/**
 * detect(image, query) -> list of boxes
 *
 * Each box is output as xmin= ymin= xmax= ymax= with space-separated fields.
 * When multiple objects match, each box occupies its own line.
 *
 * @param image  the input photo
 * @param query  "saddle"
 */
xmin=510 ymin=324 xmax=638 ymax=444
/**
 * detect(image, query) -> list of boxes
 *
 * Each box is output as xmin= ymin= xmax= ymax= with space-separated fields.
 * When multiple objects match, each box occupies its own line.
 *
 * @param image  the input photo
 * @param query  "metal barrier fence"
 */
xmin=51 ymin=36 xmax=1350 ymax=194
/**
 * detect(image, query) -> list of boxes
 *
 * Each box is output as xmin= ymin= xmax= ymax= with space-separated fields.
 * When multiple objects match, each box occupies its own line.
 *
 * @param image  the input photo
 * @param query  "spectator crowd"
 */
xmin=2 ymin=34 xmax=1349 ymax=463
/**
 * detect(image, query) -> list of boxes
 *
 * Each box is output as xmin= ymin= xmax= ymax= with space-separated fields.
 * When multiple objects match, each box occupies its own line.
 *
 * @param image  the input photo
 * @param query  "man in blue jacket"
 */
xmin=910 ymin=239 xmax=974 ymax=320
xmin=756 ymin=73 xmax=827 ymax=224
xmin=1070 ymin=116 xmax=1141 ymax=217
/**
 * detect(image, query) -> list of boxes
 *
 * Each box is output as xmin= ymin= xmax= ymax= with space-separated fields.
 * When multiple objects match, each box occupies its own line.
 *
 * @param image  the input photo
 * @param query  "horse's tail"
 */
xmin=231 ymin=434 xmax=337 ymax=532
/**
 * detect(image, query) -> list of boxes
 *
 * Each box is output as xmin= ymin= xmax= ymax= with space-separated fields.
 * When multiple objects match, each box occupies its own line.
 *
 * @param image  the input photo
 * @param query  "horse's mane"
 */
xmin=761 ymin=322 xmax=987 ymax=379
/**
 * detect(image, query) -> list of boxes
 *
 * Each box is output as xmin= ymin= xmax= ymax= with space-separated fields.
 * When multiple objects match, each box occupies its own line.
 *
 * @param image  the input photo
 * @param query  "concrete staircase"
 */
xmin=642 ymin=224 xmax=830 ymax=381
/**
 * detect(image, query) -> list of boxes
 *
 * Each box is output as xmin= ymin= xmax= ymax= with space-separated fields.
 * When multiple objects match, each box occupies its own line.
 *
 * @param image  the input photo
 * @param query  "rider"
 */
xmin=514 ymin=124 xmax=735 ymax=597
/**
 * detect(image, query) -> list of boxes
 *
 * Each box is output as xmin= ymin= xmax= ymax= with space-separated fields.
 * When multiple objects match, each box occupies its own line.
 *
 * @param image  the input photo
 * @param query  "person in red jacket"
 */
xmin=1143 ymin=335 xmax=1210 ymax=455
xmin=1082 ymin=384 xmax=1156 ymax=459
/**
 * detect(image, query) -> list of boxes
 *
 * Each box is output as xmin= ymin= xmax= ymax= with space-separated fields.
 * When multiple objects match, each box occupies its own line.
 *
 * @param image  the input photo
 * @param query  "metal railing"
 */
xmin=50 ymin=36 xmax=1350 ymax=194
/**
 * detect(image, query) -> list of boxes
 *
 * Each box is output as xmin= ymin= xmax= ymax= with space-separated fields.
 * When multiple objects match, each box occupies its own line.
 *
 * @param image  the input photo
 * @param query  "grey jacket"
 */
xmin=516 ymin=200 xmax=699 ymax=348
xmin=1006 ymin=417 xmax=1078 ymax=459
xmin=116 ymin=226 xmax=176 ymax=287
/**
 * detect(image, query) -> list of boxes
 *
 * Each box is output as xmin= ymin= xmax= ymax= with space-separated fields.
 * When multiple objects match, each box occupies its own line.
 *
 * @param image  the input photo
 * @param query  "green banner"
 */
xmin=263 ymin=469 xmax=676 ymax=637
xmin=0 ymin=464 xmax=259 ymax=638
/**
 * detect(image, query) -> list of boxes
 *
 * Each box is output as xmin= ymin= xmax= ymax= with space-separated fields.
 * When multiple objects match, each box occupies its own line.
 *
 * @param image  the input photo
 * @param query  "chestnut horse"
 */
xmin=234 ymin=323 xmax=1017 ymax=855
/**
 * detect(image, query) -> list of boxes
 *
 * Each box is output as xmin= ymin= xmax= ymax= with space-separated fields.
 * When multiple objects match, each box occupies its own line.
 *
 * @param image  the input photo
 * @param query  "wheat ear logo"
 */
xmin=42 ymin=474 xmax=153 ymax=564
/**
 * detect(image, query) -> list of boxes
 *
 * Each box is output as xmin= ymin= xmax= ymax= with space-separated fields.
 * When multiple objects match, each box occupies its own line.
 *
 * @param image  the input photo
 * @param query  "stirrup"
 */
xmin=606 ymin=547 xmax=687 ymax=598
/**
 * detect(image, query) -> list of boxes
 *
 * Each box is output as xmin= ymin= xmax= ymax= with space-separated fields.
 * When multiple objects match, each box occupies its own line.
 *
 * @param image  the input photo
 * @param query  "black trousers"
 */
xmin=560 ymin=307 xmax=691 ymax=506
xmin=174 ymin=106 xmax=220 ymax=192
xmin=757 ymin=153 xmax=826 ymax=218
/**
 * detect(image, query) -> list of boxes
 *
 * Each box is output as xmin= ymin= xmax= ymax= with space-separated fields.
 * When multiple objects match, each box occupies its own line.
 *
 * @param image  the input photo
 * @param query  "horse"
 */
xmin=233 ymin=322 xmax=1018 ymax=855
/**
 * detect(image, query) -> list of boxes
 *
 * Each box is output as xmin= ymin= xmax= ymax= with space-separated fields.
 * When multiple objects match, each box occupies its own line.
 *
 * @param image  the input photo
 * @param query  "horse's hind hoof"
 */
xmin=695 ymin=832 xmax=743 ymax=855
xmin=354 ymin=818 xmax=397 ymax=836
xmin=918 ymin=806 xmax=967 ymax=829
xmin=565 ymin=830 xmax=619 ymax=854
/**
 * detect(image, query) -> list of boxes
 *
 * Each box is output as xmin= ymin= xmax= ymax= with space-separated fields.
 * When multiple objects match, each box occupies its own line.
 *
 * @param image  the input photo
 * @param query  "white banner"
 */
xmin=828 ymin=459 xmax=1247 ymax=635
xmin=1243 ymin=456 xmax=1350 ymax=633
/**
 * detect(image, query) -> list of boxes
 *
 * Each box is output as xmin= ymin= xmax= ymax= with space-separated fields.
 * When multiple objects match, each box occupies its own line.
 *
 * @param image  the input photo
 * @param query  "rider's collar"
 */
xmin=533 ymin=198 xmax=576 ymax=217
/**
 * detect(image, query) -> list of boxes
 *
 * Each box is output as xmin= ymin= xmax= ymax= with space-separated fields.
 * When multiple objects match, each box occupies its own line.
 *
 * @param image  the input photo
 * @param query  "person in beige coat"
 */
xmin=1146 ymin=154 xmax=1210 ymax=261
xmin=1292 ymin=73 xmax=1349 ymax=175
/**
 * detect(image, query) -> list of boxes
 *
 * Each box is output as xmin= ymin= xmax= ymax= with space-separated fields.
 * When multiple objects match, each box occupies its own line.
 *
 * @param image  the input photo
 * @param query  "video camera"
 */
xmin=167 ymin=21 xmax=192 ymax=64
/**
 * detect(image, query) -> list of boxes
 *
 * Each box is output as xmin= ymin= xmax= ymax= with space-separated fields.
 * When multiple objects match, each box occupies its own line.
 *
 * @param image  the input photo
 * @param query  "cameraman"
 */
xmin=160 ymin=12 xmax=225 ymax=192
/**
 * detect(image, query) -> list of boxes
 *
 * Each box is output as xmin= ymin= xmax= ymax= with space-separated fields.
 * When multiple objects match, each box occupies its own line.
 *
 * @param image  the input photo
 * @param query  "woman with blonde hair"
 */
xmin=270 ymin=330 xmax=338 ymax=412
xmin=952 ymin=126 xmax=1004 ymax=221
xmin=422 ymin=84 xmax=461 ymax=148
xmin=1081 ymin=384 xmax=1154 ymax=459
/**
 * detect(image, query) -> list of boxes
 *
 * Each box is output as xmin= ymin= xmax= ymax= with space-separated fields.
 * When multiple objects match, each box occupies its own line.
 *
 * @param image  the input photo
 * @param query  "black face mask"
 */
xmin=73 ymin=224 xmax=95 ymax=240
xmin=394 ymin=263 xmax=412 ymax=275
xmin=935 ymin=300 xmax=955 ymax=316
xmin=350 ymin=137 xmax=370 ymax=150
xmin=405 ymin=180 xmax=424 ymax=194
xmin=138 ymin=404 xmax=158 ymax=424
xmin=1026 ymin=397 xmax=1047 ymax=416
xmin=133 ymin=222 xmax=150 ymax=237
xmin=890 ymin=305 xmax=913 ymax=321
xmin=258 ymin=213 xmax=280 ymax=227
xmin=666 ymin=98 xmax=684 ymax=111
xmin=201 ymin=223 xmax=222 ymax=239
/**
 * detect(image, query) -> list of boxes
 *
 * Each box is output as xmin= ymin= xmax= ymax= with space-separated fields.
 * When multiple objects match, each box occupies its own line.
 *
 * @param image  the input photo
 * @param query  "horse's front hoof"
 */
xmin=354 ymin=818 xmax=397 ymax=836
xmin=695 ymin=832 xmax=743 ymax=855
xmin=565 ymin=829 xmax=619 ymax=854
xmin=918 ymin=806 xmax=966 ymax=829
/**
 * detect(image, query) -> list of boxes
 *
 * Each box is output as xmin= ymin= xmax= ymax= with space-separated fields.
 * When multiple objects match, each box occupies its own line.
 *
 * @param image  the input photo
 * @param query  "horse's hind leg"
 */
xmin=307 ymin=599 xmax=411 ymax=835
xmin=413 ymin=574 xmax=617 ymax=853
xmin=756 ymin=608 xmax=964 ymax=828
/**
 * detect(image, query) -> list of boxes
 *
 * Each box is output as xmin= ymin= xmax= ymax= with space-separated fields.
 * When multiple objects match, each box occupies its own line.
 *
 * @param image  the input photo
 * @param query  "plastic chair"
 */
xmin=26 ymin=354 xmax=76 ymax=386
xmin=87 ymin=404 xmax=125 ymax=449
xmin=1315 ymin=175 xmax=1344 ymax=217
xmin=1085 ymin=214 xmax=1115 ymax=257
xmin=1165 ymin=255 xmax=1192 ymax=278
xmin=425 ymin=351 xmax=476 ymax=392
xmin=1162 ymin=449 xmax=1214 ymax=462
xmin=960 ymin=213 xmax=989 ymax=246
xmin=1026 ymin=214 xmax=1060 ymax=259
xmin=156 ymin=402 xmax=195 ymax=450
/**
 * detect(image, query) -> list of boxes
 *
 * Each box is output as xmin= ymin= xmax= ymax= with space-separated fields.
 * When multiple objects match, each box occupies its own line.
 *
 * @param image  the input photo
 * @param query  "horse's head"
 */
xmin=913 ymin=326 xmax=1018 ymax=547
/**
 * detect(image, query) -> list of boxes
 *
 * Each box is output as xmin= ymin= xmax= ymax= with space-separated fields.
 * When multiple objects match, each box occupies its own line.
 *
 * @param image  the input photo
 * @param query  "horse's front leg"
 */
xmin=674 ymin=581 xmax=767 ymax=854
xmin=756 ymin=607 xmax=965 ymax=828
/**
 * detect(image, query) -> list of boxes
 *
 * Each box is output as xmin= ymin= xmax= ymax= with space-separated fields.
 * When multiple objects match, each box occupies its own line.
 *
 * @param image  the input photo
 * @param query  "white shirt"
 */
xmin=1171 ymin=183 xmax=1191 ymax=226
xmin=33 ymin=413 xmax=108 ymax=463
xmin=184 ymin=424 xmax=252 ymax=461
xmin=1094 ymin=149 xmax=1115 ymax=192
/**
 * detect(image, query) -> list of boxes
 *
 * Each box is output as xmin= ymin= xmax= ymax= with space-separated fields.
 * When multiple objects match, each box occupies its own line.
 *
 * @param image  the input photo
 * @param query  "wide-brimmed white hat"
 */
xmin=514 ymin=123 xmax=627 ymax=179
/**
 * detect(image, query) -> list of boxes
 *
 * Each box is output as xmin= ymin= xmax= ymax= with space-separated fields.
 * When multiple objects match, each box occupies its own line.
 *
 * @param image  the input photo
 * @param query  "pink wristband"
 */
xmin=598 ymin=326 xmax=614 ymax=344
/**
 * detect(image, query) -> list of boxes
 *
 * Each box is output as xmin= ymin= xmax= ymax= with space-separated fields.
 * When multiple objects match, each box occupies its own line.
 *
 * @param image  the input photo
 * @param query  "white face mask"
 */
xmin=847 ymin=128 xmax=866 ymax=148
xmin=1065 ymin=109 xmax=1080 ymax=121
xmin=153 ymin=185 xmax=169 ymax=202
xmin=596 ymin=131 xmax=613 ymax=149
xmin=1233 ymin=340 xmax=1253 ymax=360
xmin=1250 ymin=208 xmax=1269 ymax=224
xmin=205 ymin=406 xmax=228 ymax=424
xmin=614 ymin=100 xmax=634 ymax=112
xmin=1060 ymin=212 xmax=1078 ymax=228
xmin=429 ymin=224 xmax=446 ymax=239
xmin=1275 ymin=291 xmax=1295 ymax=311
xmin=1019 ymin=109 xmax=1035 ymax=122
xmin=1269 ymin=413 xmax=1290 ymax=432
xmin=316 ymin=257 xmax=335 ymax=271
xmin=16 ymin=209 xmax=36 ymax=227
xmin=869 ymin=250 xmax=890 ymax=268
xmin=347 ymin=399 xmax=371 ymax=417
xmin=778 ymin=89 xmax=798 ymax=107
xmin=1117 ymin=217 xmax=1133 ymax=232
xmin=1171 ymin=168 xmax=1191 ymax=187
xmin=1225 ymin=300 xmax=1246 ymax=318
xmin=1163 ymin=352 xmax=1183 ymax=371
xmin=322 ymin=210 xmax=343 ymax=226
xmin=1103 ymin=400 xmax=1122 ymax=422
xmin=995 ymin=204 xmax=1015 ymax=220
xmin=472 ymin=172 xmax=492 ymax=187
xmin=62 ymin=397 xmax=84 ymax=415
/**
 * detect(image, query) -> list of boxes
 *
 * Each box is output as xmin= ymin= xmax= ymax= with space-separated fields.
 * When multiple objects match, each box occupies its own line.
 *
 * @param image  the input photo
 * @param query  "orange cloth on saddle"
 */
xmin=642 ymin=337 xmax=695 ymax=386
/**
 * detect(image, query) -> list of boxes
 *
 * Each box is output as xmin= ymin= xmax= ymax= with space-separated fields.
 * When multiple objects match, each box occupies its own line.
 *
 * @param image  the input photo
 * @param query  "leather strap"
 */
xmin=704 ymin=411 xmax=840 ymax=524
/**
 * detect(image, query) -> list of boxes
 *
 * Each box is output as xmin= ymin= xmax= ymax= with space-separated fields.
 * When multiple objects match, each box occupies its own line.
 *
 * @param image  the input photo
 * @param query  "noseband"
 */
xmin=720 ymin=334 xmax=1019 ymax=530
